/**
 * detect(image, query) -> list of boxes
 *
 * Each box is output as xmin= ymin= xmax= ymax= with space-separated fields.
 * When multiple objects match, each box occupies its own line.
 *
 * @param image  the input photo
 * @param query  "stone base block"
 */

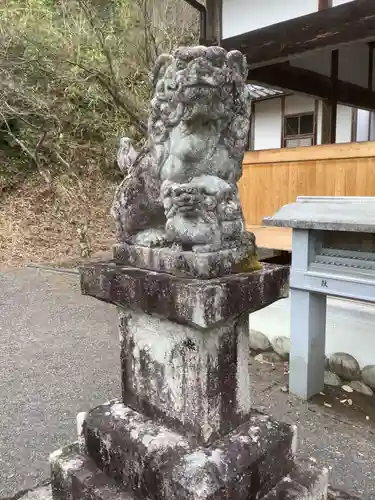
xmin=262 ymin=458 xmax=328 ymax=499
xmin=10 ymin=480 xmax=357 ymax=500
xmin=113 ymin=242 xmax=258 ymax=280
xmin=50 ymin=443 xmax=132 ymax=500
xmin=50 ymin=402 xmax=329 ymax=500
xmin=62 ymin=401 xmax=296 ymax=500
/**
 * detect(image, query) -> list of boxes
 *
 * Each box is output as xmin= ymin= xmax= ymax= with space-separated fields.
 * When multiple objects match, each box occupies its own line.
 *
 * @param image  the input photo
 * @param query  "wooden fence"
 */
xmin=239 ymin=141 xmax=375 ymax=226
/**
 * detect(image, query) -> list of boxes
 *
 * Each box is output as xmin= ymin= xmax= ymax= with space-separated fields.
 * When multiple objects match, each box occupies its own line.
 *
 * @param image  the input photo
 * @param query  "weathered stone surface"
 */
xmin=348 ymin=380 xmax=374 ymax=396
xmin=113 ymin=240 xmax=258 ymax=279
xmin=78 ymin=403 xmax=295 ymax=500
xmin=290 ymin=458 xmax=329 ymax=498
xmin=249 ymin=329 xmax=271 ymax=352
xmin=328 ymin=353 xmax=361 ymax=381
xmin=324 ymin=371 xmax=342 ymax=387
xmin=328 ymin=486 xmax=363 ymax=499
xmin=119 ymin=311 xmax=251 ymax=443
xmin=361 ymin=365 xmax=375 ymax=390
xmin=272 ymin=336 xmax=291 ymax=360
xmin=82 ymin=400 xmax=192 ymax=495
xmin=17 ymin=482 xmax=360 ymax=500
xmin=79 ymin=262 xmax=289 ymax=329
xmin=261 ymin=477 xmax=309 ymax=499
xmin=112 ymin=46 xmax=253 ymax=255
xmin=50 ymin=442 xmax=133 ymax=500
xmin=261 ymin=458 xmax=328 ymax=499
xmin=254 ymin=352 xmax=283 ymax=364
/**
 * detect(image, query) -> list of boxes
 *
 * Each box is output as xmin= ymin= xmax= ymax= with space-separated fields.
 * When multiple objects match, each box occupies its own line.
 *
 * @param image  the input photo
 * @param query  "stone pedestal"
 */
xmin=119 ymin=310 xmax=251 ymax=444
xmin=49 ymin=261 xmax=328 ymax=500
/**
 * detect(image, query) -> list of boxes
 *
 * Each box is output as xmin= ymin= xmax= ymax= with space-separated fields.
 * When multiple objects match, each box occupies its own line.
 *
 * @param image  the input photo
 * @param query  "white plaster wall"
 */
xmin=357 ymin=109 xmax=370 ymax=142
xmin=338 ymin=44 xmax=369 ymax=88
xmin=290 ymin=51 xmax=331 ymax=77
xmin=222 ymin=0 xmax=318 ymax=39
xmin=316 ymin=100 xmax=323 ymax=145
xmin=252 ymin=96 xmax=361 ymax=149
xmin=250 ymin=297 xmax=375 ymax=368
xmin=332 ymin=0 xmax=355 ymax=5
xmin=285 ymin=95 xmax=315 ymax=115
xmin=335 ymin=105 xmax=352 ymax=143
xmin=253 ymin=98 xmax=282 ymax=150
xmin=370 ymin=113 xmax=375 ymax=141
xmin=253 ymin=95 xmax=317 ymax=150
xmin=290 ymin=43 xmax=368 ymax=87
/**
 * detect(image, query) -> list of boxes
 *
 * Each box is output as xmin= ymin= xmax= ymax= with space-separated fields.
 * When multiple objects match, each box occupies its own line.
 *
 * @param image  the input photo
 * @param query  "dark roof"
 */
xmin=247 ymin=84 xmax=285 ymax=101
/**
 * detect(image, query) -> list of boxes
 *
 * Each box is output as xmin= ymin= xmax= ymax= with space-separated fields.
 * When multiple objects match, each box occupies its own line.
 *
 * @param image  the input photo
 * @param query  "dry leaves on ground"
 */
xmin=0 ymin=170 xmax=116 ymax=270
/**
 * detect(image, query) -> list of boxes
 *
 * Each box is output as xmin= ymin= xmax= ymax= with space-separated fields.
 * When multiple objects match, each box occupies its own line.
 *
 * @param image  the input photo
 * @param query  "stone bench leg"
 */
xmin=289 ymin=289 xmax=327 ymax=400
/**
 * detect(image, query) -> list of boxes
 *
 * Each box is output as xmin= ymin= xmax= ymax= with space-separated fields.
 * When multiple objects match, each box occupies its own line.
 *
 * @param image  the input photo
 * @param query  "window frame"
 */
xmin=282 ymin=111 xmax=316 ymax=148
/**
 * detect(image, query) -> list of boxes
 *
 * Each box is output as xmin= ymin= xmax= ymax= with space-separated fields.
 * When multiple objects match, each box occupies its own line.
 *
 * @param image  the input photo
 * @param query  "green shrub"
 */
xmin=0 ymin=0 xmax=198 ymax=194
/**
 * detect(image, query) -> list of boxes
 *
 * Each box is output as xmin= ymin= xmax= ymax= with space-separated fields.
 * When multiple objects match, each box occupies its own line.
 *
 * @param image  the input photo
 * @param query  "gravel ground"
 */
xmin=250 ymin=361 xmax=375 ymax=499
xmin=0 ymin=267 xmax=374 ymax=498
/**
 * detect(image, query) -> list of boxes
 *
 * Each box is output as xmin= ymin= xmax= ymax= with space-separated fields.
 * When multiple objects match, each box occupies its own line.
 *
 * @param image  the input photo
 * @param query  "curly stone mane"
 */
xmin=147 ymin=46 xmax=251 ymax=180
xmin=112 ymin=45 xmax=253 ymax=248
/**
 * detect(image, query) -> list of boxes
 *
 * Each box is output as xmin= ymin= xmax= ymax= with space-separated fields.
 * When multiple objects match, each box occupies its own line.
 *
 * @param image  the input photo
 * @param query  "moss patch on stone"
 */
xmin=232 ymin=253 xmax=262 ymax=274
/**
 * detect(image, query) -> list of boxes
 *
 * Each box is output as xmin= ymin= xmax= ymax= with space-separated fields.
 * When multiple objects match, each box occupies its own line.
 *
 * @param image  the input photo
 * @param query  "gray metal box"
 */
xmin=263 ymin=196 xmax=375 ymax=399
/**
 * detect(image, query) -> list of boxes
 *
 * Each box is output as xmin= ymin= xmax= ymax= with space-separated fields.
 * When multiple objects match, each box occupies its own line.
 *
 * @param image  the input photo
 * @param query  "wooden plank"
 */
xmin=243 ymin=141 xmax=375 ymax=165
xmin=222 ymin=0 xmax=375 ymax=67
xmin=247 ymin=226 xmax=292 ymax=252
xmin=240 ymin=143 xmax=375 ymax=227
xmin=249 ymin=63 xmax=375 ymax=111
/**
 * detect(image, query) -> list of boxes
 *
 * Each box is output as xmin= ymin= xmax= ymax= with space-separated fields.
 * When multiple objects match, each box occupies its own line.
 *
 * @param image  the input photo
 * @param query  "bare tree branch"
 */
xmin=64 ymin=59 xmax=148 ymax=134
xmin=0 ymin=111 xmax=52 ymax=184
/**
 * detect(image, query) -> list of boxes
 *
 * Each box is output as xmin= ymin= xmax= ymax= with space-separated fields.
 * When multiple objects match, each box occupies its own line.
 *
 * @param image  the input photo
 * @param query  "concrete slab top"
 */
xmin=263 ymin=196 xmax=375 ymax=233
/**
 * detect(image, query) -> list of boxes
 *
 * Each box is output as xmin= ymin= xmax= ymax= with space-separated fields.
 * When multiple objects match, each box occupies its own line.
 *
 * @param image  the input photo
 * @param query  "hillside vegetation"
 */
xmin=0 ymin=0 xmax=197 ymax=268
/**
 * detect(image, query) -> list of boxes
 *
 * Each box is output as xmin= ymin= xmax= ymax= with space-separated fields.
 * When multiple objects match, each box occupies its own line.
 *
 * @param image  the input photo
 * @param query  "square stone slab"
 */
xmin=79 ymin=262 xmax=289 ymax=329
xmin=51 ymin=403 xmax=297 ymax=500
xmin=113 ymin=242 xmax=257 ymax=280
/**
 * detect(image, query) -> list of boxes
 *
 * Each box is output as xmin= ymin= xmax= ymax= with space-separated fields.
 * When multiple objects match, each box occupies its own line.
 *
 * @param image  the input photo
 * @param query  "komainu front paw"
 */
xmin=131 ymin=229 xmax=168 ymax=247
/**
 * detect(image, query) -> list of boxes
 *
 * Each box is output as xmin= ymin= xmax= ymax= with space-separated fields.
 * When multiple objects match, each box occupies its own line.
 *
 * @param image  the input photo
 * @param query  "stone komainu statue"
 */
xmin=112 ymin=45 xmax=254 ymax=252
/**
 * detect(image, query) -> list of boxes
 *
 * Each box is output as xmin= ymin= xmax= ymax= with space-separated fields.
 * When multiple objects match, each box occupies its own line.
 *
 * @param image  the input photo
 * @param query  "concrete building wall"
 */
xmin=222 ymin=0 xmax=318 ymax=39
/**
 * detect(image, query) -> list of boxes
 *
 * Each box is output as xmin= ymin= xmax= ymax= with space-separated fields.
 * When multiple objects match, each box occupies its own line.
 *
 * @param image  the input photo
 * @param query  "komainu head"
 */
xmin=148 ymin=46 xmax=250 ymax=149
